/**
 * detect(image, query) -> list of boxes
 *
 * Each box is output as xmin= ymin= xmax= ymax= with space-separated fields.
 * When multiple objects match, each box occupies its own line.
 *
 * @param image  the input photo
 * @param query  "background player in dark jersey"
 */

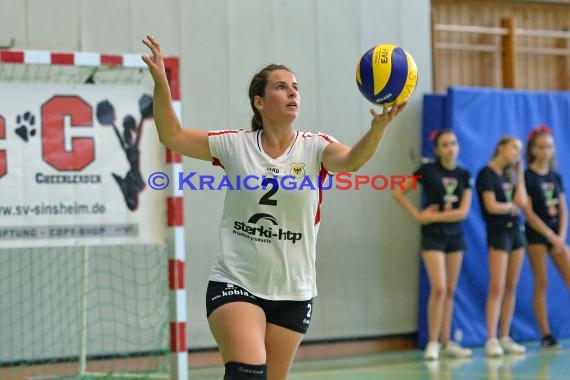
xmin=476 ymin=136 xmax=528 ymax=357
xmin=393 ymin=130 xmax=472 ymax=360
xmin=142 ymin=36 xmax=406 ymax=380
xmin=522 ymin=125 xmax=570 ymax=349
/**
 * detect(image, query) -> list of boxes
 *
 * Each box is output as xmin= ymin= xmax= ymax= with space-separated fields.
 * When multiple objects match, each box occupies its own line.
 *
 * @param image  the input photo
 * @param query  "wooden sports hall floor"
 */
xmin=2 ymin=339 xmax=567 ymax=379
xmin=189 ymin=339 xmax=570 ymax=379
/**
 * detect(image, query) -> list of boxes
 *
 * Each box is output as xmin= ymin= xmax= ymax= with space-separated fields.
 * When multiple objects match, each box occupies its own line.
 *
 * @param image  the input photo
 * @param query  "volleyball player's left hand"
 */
xmin=370 ymin=102 xmax=407 ymax=129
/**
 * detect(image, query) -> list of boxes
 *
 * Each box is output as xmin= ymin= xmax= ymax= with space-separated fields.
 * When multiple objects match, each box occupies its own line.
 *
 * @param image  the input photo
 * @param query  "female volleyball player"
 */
xmin=522 ymin=125 xmax=570 ymax=349
xmin=475 ymin=136 xmax=528 ymax=357
xmin=142 ymin=35 xmax=406 ymax=380
xmin=393 ymin=129 xmax=472 ymax=360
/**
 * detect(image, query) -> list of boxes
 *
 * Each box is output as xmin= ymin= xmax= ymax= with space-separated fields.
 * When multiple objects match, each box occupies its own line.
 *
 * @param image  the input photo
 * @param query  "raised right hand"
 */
xmin=141 ymin=35 xmax=167 ymax=82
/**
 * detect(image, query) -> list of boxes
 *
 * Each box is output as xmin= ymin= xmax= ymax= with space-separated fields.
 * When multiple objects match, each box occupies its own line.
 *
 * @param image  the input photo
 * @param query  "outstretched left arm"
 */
xmin=322 ymin=103 xmax=406 ymax=173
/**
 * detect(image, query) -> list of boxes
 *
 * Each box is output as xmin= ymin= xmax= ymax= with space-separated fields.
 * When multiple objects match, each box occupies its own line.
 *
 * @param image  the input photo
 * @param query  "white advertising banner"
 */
xmin=0 ymin=83 xmax=165 ymax=247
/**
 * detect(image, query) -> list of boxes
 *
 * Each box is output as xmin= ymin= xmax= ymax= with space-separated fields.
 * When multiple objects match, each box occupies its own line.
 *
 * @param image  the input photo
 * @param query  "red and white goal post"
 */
xmin=0 ymin=49 xmax=187 ymax=380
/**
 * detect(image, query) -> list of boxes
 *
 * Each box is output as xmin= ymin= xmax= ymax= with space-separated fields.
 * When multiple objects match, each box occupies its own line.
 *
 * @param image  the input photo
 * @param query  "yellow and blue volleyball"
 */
xmin=356 ymin=44 xmax=418 ymax=105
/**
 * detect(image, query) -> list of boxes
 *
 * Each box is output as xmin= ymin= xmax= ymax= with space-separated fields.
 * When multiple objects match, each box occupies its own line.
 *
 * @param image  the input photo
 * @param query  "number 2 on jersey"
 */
xmin=259 ymin=177 xmax=278 ymax=206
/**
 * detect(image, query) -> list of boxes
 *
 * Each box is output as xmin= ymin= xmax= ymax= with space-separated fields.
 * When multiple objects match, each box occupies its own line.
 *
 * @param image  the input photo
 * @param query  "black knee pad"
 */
xmin=223 ymin=361 xmax=267 ymax=380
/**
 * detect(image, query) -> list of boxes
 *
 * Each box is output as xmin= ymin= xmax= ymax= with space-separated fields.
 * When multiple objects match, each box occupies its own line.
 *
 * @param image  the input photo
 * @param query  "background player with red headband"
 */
xmin=393 ymin=129 xmax=472 ymax=360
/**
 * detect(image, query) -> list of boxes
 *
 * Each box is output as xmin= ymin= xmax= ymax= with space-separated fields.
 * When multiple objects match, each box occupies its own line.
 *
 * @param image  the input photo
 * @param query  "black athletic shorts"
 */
xmin=206 ymin=281 xmax=313 ymax=334
xmin=487 ymin=223 xmax=527 ymax=252
xmin=421 ymin=231 xmax=466 ymax=253
xmin=524 ymin=221 xmax=559 ymax=250
xmin=525 ymin=226 xmax=551 ymax=247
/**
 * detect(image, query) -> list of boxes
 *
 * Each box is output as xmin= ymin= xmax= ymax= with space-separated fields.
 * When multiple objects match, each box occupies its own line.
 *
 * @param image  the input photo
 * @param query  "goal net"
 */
xmin=0 ymin=50 xmax=184 ymax=380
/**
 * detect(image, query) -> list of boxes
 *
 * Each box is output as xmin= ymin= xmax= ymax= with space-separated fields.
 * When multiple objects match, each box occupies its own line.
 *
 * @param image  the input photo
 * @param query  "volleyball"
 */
xmin=356 ymin=44 xmax=418 ymax=106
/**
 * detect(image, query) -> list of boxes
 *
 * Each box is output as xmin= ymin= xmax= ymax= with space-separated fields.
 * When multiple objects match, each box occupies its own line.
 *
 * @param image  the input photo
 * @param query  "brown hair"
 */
xmin=525 ymin=124 xmax=555 ymax=168
xmin=248 ymin=64 xmax=293 ymax=131
xmin=430 ymin=129 xmax=455 ymax=146
xmin=428 ymin=129 xmax=456 ymax=160
xmin=492 ymin=136 xmax=519 ymax=183
xmin=492 ymin=136 xmax=518 ymax=158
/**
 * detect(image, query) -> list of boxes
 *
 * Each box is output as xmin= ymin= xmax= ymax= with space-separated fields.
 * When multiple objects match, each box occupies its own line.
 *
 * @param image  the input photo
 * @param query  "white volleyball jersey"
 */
xmin=207 ymin=129 xmax=337 ymax=300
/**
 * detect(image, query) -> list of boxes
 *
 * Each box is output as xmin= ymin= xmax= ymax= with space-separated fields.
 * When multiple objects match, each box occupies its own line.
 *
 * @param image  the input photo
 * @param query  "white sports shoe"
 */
xmin=441 ymin=341 xmax=473 ymax=358
xmin=424 ymin=341 xmax=440 ymax=360
xmin=499 ymin=337 xmax=526 ymax=355
xmin=485 ymin=338 xmax=504 ymax=357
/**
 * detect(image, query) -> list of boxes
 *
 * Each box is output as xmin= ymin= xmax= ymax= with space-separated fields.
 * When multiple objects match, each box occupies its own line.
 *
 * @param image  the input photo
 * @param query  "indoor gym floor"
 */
xmin=188 ymin=339 xmax=569 ymax=379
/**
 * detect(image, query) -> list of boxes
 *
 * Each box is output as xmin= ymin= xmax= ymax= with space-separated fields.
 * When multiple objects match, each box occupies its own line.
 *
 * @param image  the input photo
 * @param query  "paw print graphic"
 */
xmin=14 ymin=111 xmax=36 ymax=142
